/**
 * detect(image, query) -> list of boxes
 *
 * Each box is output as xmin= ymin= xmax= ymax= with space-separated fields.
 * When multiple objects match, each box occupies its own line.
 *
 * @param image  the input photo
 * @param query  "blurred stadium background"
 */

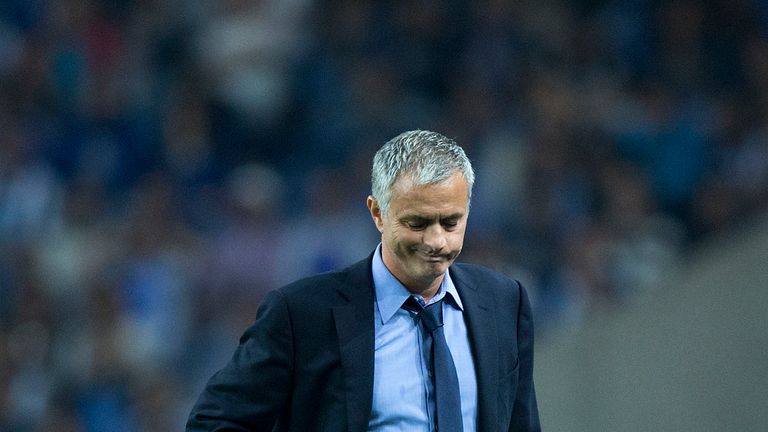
xmin=1 ymin=0 xmax=767 ymax=430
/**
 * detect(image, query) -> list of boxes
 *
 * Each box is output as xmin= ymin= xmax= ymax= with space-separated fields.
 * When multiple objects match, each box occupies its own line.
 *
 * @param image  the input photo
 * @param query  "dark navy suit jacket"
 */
xmin=186 ymin=254 xmax=540 ymax=431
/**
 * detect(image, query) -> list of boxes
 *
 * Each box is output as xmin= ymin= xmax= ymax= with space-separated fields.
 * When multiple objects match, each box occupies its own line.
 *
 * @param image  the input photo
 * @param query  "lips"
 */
xmin=416 ymin=250 xmax=448 ymax=262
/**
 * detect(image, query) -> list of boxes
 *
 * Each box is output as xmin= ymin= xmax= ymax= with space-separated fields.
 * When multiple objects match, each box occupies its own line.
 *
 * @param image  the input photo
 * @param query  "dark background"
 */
xmin=2 ymin=0 xmax=768 ymax=430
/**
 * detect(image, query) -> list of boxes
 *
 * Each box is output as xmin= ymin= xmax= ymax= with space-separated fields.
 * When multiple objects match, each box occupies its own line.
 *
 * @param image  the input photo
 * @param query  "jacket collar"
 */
xmin=450 ymin=264 xmax=499 ymax=432
xmin=333 ymin=254 xmax=376 ymax=432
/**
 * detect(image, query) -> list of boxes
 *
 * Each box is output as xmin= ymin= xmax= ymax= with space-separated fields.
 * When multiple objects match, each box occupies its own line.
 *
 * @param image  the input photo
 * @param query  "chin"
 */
xmin=420 ymin=263 xmax=449 ymax=279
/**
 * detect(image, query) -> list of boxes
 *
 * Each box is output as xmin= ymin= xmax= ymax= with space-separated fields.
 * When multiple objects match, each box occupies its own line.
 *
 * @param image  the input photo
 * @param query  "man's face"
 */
xmin=368 ymin=171 xmax=469 ymax=295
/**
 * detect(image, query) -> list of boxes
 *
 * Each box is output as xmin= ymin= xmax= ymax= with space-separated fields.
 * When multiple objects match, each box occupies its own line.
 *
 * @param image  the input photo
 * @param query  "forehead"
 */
xmin=389 ymin=172 xmax=469 ymax=214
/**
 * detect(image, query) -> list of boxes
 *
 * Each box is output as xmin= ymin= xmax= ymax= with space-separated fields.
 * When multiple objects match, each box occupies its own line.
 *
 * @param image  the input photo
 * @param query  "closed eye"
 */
xmin=442 ymin=217 xmax=460 ymax=229
xmin=405 ymin=220 xmax=428 ymax=230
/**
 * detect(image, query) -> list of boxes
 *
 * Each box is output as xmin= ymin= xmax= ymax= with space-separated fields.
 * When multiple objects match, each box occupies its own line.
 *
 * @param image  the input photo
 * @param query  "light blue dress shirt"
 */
xmin=368 ymin=245 xmax=478 ymax=431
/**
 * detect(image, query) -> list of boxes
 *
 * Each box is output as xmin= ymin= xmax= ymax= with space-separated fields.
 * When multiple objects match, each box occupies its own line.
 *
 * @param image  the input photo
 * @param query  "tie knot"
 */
xmin=403 ymin=296 xmax=444 ymax=332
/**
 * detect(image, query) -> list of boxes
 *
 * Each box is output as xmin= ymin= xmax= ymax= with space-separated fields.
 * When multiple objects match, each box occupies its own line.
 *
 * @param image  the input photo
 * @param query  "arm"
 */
xmin=186 ymin=290 xmax=294 ymax=431
xmin=509 ymin=281 xmax=541 ymax=432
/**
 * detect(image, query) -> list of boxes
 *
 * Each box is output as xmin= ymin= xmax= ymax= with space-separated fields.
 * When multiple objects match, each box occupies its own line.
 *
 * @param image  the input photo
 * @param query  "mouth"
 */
xmin=423 ymin=256 xmax=444 ymax=263
xmin=416 ymin=250 xmax=450 ymax=263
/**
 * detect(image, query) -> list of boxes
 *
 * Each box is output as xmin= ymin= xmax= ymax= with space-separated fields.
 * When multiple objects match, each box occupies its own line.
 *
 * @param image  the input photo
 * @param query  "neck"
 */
xmin=405 ymin=275 xmax=444 ymax=303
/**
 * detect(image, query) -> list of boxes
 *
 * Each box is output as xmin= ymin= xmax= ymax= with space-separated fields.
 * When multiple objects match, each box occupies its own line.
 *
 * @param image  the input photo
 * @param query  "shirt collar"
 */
xmin=372 ymin=244 xmax=464 ymax=325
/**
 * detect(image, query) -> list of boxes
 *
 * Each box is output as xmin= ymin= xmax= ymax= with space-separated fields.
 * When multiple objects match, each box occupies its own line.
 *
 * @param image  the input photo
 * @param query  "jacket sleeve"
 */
xmin=509 ymin=281 xmax=541 ymax=432
xmin=186 ymin=289 xmax=294 ymax=431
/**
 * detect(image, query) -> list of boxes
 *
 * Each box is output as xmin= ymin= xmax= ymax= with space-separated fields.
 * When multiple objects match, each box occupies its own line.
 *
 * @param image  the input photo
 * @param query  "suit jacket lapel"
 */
xmin=451 ymin=265 xmax=499 ymax=432
xmin=333 ymin=256 xmax=376 ymax=432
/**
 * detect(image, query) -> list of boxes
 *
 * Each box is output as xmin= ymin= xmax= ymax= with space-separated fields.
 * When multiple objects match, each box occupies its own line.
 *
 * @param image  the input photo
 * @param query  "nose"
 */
xmin=421 ymin=224 xmax=447 ymax=252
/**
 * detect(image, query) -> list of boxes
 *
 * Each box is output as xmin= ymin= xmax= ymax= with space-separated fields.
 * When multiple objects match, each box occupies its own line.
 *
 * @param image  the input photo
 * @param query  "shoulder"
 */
xmin=451 ymin=261 xmax=522 ymax=291
xmin=273 ymin=255 xmax=373 ymax=305
xmin=251 ymin=255 xmax=373 ymax=339
xmin=450 ymin=261 xmax=529 ymax=307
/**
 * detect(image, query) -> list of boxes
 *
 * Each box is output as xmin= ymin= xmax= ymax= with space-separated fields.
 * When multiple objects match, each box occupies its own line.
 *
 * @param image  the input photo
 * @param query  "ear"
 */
xmin=367 ymin=196 xmax=385 ymax=233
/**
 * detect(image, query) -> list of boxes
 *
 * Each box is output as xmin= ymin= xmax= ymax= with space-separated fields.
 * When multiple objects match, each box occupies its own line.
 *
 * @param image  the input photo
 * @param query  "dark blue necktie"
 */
xmin=404 ymin=297 xmax=464 ymax=432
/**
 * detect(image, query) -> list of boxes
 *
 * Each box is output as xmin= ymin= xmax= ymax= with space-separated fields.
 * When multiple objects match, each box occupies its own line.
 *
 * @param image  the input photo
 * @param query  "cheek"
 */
xmin=448 ymin=229 xmax=466 ymax=249
xmin=384 ymin=225 xmax=407 ymax=249
xmin=388 ymin=224 xmax=413 ymax=242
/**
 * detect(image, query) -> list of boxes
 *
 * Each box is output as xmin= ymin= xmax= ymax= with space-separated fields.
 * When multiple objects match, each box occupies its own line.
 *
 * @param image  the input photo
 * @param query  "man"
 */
xmin=186 ymin=130 xmax=540 ymax=431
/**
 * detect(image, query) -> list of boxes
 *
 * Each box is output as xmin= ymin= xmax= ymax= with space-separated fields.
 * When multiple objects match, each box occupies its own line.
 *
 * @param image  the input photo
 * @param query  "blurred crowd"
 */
xmin=2 ymin=0 xmax=768 ymax=430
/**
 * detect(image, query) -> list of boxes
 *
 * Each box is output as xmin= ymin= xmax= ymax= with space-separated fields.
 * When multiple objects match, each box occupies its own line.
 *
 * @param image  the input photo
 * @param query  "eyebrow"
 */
xmin=401 ymin=212 xmax=465 ymax=221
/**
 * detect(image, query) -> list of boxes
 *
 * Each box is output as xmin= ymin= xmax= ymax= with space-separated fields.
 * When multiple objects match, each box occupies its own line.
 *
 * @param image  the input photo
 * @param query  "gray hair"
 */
xmin=371 ymin=130 xmax=475 ymax=215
